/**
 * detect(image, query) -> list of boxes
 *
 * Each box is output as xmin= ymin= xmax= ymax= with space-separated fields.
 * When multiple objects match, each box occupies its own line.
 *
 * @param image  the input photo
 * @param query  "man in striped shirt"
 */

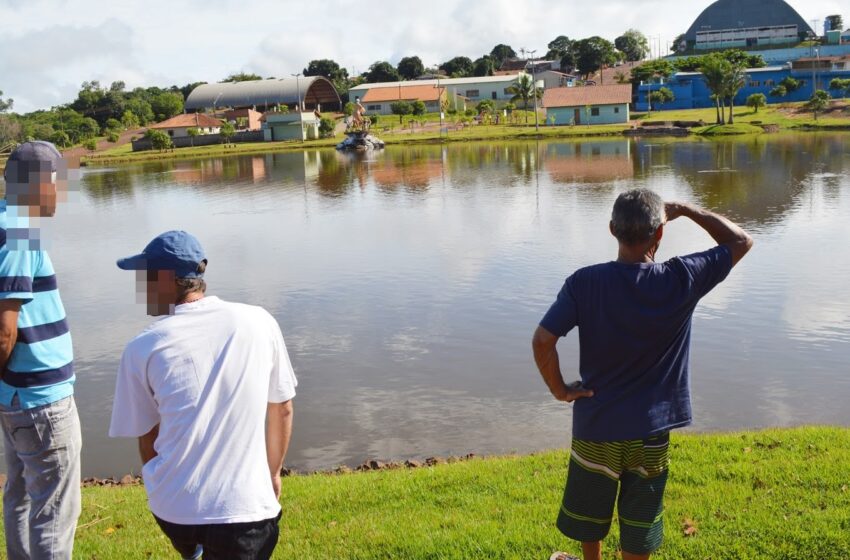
xmin=0 ymin=141 xmax=80 ymax=560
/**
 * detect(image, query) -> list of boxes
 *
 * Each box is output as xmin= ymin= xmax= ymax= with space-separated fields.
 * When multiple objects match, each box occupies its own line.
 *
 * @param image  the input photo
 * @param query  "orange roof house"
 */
xmin=148 ymin=113 xmax=224 ymax=138
xmin=543 ymin=84 xmax=632 ymax=126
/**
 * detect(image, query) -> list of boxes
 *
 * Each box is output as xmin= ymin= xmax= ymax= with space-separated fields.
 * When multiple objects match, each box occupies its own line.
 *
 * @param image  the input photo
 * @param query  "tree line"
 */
xmin=1 ymin=29 xmax=652 ymax=149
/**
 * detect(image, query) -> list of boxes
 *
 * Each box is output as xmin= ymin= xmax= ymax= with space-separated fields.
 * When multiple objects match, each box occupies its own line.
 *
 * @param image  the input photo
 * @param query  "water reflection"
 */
xmin=33 ymin=133 xmax=850 ymax=476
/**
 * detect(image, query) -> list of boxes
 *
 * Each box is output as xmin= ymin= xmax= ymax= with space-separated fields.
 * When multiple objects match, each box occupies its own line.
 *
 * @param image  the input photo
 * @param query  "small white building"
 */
xmin=262 ymin=111 xmax=321 ymax=141
xmin=543 ymin=85 xmax=632 ymax=126
xmin=148 ymin=113 xmax=223 ymax=138
xmin=350 ymin=74 xmax=527 ymax=110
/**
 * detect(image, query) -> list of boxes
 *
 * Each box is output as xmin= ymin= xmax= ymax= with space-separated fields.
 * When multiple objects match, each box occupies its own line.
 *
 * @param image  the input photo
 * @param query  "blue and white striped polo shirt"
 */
xmin=0 ymin=200 xmax=74 ymax=409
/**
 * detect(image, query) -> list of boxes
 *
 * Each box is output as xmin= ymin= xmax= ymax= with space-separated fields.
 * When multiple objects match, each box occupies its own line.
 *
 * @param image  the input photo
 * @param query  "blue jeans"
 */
xmin=1 ymin=395 xmax=82 ymax=560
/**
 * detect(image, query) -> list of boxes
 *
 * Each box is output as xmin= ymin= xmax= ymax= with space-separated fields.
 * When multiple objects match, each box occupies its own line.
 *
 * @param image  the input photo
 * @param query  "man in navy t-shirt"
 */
xmin=534 ymin=188 xmax=752 ymax=560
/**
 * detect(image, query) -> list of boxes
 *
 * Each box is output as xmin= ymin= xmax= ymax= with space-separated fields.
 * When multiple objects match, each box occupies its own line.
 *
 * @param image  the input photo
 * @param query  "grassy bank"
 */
xmin=81 ymin=122 xmax=629 ymax=167
xmin=3 ymin=427 xmax=848 ymax=559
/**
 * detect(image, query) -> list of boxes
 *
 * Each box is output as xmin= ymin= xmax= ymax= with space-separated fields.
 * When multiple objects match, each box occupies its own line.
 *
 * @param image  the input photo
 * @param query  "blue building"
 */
xmin=636 ymin=57 xmax=850 ymax=111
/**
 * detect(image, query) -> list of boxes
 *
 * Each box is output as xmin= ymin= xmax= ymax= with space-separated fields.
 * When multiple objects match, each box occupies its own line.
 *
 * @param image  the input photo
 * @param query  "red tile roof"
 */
xmin=149 ymin=113 xmax=224 ymax=129
xmin=361 ymin=84 xmax=443 ymax=103
xmin=543 ymin=84 xmax=632 ymax=108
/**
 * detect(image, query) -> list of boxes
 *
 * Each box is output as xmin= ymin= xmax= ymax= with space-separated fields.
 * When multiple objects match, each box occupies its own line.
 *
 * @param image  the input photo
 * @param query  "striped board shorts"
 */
xmin=556 ymin=433 xmax=670 ymax=555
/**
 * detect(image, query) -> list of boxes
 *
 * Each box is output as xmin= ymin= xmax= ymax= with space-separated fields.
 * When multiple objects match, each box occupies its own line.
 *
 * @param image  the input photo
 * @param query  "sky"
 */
xmin=0 ymin=0 xmax=844 ymax=113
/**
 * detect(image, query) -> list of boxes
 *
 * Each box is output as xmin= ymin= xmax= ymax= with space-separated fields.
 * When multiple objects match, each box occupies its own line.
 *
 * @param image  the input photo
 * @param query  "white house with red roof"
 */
xmin=148 ymin=113 xmax=223 ymax=138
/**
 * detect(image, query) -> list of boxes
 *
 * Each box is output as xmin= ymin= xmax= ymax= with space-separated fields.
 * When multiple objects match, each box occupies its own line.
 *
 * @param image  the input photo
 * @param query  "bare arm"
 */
xmin=138 ymin=424 xmax=159 ymax=465
xmin=0 ymin=300 xmax=22 ymax=379
xmin=665 ymin=202 xmax=754 ymax=266
xmin=532 ymin=326 xmax=594 ymax=403
xmin=266 ymin=399 xmax=294 ymax=499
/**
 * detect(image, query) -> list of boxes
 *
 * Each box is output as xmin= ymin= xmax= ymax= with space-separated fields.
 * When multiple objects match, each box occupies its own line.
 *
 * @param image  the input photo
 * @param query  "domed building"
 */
xmin=684 ymin=0 xmax=813 ymax=52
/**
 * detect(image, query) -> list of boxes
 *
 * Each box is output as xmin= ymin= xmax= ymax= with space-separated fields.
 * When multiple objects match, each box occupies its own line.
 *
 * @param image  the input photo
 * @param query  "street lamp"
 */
xmin=522 ymin=48 xmax=541 ymax=131
xmin=291 ymin=73 xmax=302 ymax=112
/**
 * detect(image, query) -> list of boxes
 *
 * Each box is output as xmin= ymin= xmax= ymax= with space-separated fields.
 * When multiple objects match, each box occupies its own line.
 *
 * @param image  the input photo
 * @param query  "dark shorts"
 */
xmin=154 ymin=512 xmax=281 ymax=560
xmin=556 ymin=433 xmax=670 ymax=555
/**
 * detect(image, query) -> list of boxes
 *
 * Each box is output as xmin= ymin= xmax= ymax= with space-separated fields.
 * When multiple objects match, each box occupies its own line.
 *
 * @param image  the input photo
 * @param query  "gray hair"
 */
xmin=610 ymin=189 xmax=665 ymax=245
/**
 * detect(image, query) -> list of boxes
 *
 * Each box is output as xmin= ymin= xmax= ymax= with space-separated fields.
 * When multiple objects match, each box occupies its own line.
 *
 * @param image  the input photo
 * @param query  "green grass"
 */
xmin=695 ymin=123 xmax=767 ymax=136
xmin=3 ymin=427 xmax=848 ymax=559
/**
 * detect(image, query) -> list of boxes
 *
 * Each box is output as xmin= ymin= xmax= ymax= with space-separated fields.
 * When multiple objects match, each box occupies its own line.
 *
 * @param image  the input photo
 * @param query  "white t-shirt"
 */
xmin=109 ymin=296 xmax=297 ymax=524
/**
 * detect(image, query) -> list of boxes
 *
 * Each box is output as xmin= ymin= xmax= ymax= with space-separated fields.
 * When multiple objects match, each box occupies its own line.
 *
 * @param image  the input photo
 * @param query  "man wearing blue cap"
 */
xmin=0 ymin=141 xmax=81 ymax=560
xmin=109 ymin=231 xmax=297 ymax=560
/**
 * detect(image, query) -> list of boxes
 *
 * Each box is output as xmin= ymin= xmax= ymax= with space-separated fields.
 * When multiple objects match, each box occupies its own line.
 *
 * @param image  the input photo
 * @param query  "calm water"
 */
xmin=3 ymin=134 xmax=850 ymax=477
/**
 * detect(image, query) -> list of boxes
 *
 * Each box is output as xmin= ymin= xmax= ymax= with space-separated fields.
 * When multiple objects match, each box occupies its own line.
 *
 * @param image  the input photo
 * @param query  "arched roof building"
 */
xmin=684 ymin=0 xmax=813 ymax=51
xmin=185 ymin=77 xmax=341 ymax=112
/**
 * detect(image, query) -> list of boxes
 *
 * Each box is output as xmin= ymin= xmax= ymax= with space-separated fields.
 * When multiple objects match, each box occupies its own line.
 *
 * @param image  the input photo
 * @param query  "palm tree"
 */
xmin=700 ymin=54 xmax=730 ymax=125
xmin=507 ymin=74 xmax=543 ymax=124
xmin=723 ymin=64 xmax=747 ymax=124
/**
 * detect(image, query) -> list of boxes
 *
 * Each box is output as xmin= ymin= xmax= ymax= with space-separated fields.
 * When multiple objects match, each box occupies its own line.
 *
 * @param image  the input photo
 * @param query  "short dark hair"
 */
xmin=611 ymin=189 xmax=665 ymax=245
xmin=175 ymin=260 xmax=207 ymax=300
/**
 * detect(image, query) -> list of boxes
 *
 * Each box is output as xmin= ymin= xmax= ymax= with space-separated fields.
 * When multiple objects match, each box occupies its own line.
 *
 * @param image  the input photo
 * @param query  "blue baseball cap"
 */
xmin=117 ymin=231 xmax=206 ymax=278
xmin=3 ymin=141 xmax=63 ymax=184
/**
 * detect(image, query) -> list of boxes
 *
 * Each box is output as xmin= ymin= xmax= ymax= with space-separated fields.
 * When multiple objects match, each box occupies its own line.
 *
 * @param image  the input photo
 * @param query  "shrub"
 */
xmin=319 ymin=117 xmax=336 ymax=138
xmin=106 ymin=131 xmax=120 ymax=143
xmin=84 ymin=138 xmax=98 ymax=151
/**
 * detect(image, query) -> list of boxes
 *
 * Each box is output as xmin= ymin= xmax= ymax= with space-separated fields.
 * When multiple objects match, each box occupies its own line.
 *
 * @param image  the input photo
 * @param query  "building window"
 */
xmin=491 ymin=91 xmax=497 ymax=100
xmin=367 ymin=104 xmax=381 ymax=111
xmin=466 ymin=90 xmax=480 ymax=98
xmin=504 ymin=88 xmax=512 ymax=94
xmin=167 ymin=130 xmax=174 ymax=136
xmin=614 ymin=107 xmax=620 ymax=113
xmin=750 ymin=81 xmax=760 ymax=87
xmin=591 ymin=108 xmax=600 ymax=116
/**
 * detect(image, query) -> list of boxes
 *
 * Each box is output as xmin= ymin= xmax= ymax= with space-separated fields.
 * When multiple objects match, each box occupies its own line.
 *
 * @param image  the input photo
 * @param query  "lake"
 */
xmin=2 ymin=134 xmax=850 ymax=477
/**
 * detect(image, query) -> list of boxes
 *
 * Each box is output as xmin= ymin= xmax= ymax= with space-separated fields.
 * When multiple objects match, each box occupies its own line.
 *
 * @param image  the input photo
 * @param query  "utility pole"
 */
xmin=291 ymin=73 xmax=302 ymax=112
xmin=521 ymin=48 xmax=540 ymax=131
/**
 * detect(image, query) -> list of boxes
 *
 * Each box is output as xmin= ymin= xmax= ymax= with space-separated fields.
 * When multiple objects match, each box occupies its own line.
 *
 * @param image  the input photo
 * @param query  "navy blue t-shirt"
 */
xmin=540 ymin=245 xmax=733 ymax=441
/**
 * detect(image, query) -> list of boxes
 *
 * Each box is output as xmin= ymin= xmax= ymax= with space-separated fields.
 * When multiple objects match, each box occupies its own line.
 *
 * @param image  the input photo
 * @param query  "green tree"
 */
xmin=177 ymin=81 xmax=207 ymax=101
xmin=722 ymin=64 xmax=747 ymax=124
xmin=106 ymin=131 xmax=120 ymax=143
xmin=546 ymin=36 xmax=573 ymax=62
xmin=411 ymin=100 xmax=426 ymax=116
xmin=700 ymin=53 xmax=732 ymax=124
xmin=390 ymin=101 xmax=413 ymax=123
xmin=150 ymin=92 xmax=184 ymax=121
xmin=631 ymin=60 xmax=676 ymax=85
xmin=303 ymin=59 xmax=349 ymax=82
xmin=806 ymin=90 xmax=831 ymax=121
xmin=575 ymin=37 xmax=619 ymax=82
xmin=0 ymin=90 xmax=13 ymax=113
xmin=615 ymin=29 xmax=650 ymax=62
xmin=489 ymin=44 xmax=516 ymax=68
xmin=507 ymin=74 xmax=543 ymax=124
xmin=746 ymin=93 xmax=767 ymax=113
xmin=84 ymin=138 xmax=98 ymax=151
xmin=769 ymin=85 xmax=787 ymax=97
xmin=397 ymin=56 xmax=425 ymax=80
xmin=318 ymin=117 xmax=336 ymax=139
xmin=829 ymin=78 xmax=850 ymax=98
xmin=779 ymin=76 xmax=801 ymax=93
xmin=648 ymin=87 xmax=675 ymax=115
xmin=186 ymin=127 xmax=200 ymax=147
xmin=343 ymin=102 xmax=356 ymax=116
xmin=476 ymin=99 xmax=495 ymax=115
xmin=49 ymin=130 xmax=71 ymax=148
xmin=125 ymin=97 xmax=155 ymax=125
xmin=363 ymin=61 xmax=400 ymax=83
xmin=440 ymin=57 xmax=474 ymax=78
xmin=472 ymin=56 xmax=495 ymax=77
xmin=145 ymin=129 xmax=172 ymax=151
xmin=121 ymin=110 xmax=141 ymax=129
xmin=221 ymin=72 xmax=263 ymax=83
xmin=219 ymin=121 xmax=235 ymax=144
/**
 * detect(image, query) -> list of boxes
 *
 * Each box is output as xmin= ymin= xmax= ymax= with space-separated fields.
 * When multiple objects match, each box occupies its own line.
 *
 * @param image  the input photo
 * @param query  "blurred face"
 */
xmin=7 ymin=170 xmax=67 ymax=217
xmin=136 ymin=269 xmax=178 ymax=316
